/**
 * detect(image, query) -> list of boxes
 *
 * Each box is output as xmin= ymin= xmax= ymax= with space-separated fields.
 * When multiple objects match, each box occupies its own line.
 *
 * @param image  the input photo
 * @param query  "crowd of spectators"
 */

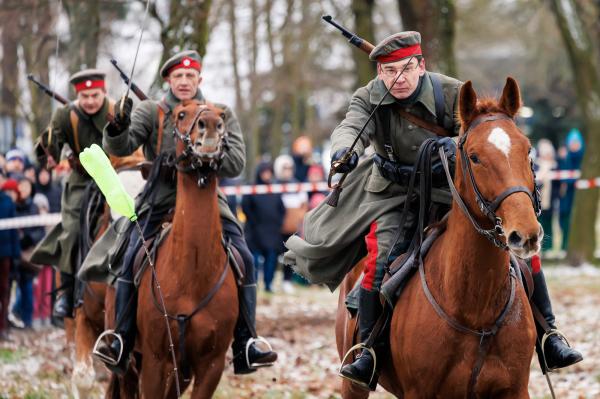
xmin=0 ymin=148 xmax=64 ymax=340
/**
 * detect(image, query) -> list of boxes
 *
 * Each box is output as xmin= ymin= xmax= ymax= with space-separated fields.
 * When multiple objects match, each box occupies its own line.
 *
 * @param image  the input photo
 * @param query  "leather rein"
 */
xmin=425 ymin=113 xmax=541 ymax=397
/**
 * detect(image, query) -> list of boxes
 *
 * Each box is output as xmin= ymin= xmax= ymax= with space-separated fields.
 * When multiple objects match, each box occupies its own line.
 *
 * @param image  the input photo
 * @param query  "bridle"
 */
xmin=169 ymin=104 xmax=228 ymax=187
xmin=440 ymin=113 xmax=542 ymax=250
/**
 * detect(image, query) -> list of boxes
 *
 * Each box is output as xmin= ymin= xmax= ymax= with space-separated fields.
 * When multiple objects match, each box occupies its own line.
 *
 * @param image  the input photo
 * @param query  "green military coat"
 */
xmin=78 ymin=89 xmax=245 ymax=283
xmin=31 ymin=98 xmax=114 ymax=274
xmin=284 ymin=72 xmax=462 ymax=290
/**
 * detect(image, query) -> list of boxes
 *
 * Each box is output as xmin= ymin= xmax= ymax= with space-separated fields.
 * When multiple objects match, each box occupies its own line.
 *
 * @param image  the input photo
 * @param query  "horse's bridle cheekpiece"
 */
xmin=170 ymin=105 xmax=228 ymax=187
xmin=441 ymin=113 xmax=541 ymax=250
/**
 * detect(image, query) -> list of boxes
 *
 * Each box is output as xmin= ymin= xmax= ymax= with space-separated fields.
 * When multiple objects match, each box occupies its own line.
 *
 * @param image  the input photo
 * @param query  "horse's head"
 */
xmin=171 ymin=100 xmax=227 ymax=186
xmin=455 ymin=77 xmax=542 ymax=258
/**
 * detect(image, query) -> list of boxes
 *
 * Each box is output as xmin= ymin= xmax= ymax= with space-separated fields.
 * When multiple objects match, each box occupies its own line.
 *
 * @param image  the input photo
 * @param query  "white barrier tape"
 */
xmin=220 ymin=182 xmax=330 ymax=196
xmin=0 ymin=213 xmax=61 ymax=230
xmin=3 ymin=173 xmax=600 ymax=231
xmin=546 ymin=170 xmax=581 ymax=180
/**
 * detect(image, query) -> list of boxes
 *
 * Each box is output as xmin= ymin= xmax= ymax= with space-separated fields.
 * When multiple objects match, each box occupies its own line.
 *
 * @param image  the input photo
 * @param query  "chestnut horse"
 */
xmin=337 ymin=78 xmax=540 ymax=398
xmin=119 ymin=101 xmax=238 ymax=398
xmin=70 ymin=152 xmax=145 ymax=399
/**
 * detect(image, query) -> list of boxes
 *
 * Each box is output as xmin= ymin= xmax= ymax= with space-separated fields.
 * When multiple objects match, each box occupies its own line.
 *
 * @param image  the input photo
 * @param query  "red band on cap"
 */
xmin=377 ymin=44 xmax=422 ymax=63
xmin=166 ymin=57 xmax=202 ymax=77
xmin=74 ymin=79 xmax=105 ymax=93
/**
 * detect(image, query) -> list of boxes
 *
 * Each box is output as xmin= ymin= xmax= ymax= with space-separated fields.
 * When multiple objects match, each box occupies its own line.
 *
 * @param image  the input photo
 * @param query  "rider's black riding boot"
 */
xmin=339 ymin=288 xmax=383 ymax=390
xmin=52 ymin=272 xmax=74 ymax=319
xmin=95 ymin=278 xmax=137 ymax=375
xmin=532 ymin=270 xmax=583 ymax=372
xmin=232 ymin=284 xmax=278 ymax=374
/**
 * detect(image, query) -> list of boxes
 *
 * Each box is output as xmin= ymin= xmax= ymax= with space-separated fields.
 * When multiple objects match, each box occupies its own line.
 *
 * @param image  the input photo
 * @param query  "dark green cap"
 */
xmin=159 ymin=50 xmax=202 ymax=78
xmin=369 ymin=31 xmax=422 ymax=63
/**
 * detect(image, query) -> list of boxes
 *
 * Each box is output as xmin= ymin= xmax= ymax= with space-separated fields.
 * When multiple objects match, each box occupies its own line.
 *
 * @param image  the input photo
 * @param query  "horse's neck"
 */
xmin=432 ymin=205 xmax=511 ymax=326
xmin=171 ymin=172 xmax=223 ymax=273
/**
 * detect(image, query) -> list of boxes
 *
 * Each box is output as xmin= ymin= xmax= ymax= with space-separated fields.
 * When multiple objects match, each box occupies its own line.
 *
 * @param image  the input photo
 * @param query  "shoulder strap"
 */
xmin=69 ymin=109 xmax=81 ymax=154
xmin=375 ymin=106 xmax=396 ymax=162
xmin=430 ymin=73 xmax=445 ymax=128
xmin=394 ymin=105 xmax=452 ymax=138
xmin=156 ymin=104 xmax=166 ymax=154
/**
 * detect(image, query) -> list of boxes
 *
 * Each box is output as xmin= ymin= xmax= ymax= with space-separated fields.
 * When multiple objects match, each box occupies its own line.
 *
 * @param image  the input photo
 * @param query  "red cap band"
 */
xmin=166 ymin=57 xmax=202 ymax=77
xmin=377 ymin=44 xmax=422 ymax=63
xmin=74 ymin=79 xmax=105 ymax=93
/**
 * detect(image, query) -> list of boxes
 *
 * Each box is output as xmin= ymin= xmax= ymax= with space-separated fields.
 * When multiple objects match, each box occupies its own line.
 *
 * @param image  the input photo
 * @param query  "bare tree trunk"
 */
xmin=352 ymin=0 xmax=376 ymax=87
xmin=21 ymin=1 xmax=56 ymax=141
xmin=549 ymin=0 xmax=600 ymax=264
xmin=397 ymin=0 xmax=457 ymax=76
xmin=63 ymin=0 xmax=100 ymax=78
xmin=0 ymin=9 xmax=20 ymax=148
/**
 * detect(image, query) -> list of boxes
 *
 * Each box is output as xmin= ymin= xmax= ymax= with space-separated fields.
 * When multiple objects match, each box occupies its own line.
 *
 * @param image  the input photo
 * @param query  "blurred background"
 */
xmin=0 ymin=1 xmax=599 ymax=398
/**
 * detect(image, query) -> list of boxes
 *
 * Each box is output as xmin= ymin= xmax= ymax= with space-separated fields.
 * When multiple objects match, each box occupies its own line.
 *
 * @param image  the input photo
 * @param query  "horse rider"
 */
xmin=93 ymin=50 xmax=278 ymax=375
xmin=31 ymin=69 xmax=116 ymax=321
xmin=285 ymin=32 xmax=582 ymax=388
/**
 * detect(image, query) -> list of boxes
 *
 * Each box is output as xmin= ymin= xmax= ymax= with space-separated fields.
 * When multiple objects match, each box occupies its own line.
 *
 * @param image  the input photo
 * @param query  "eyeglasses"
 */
xmin=381 ymin=63 xmax=418 ymax=78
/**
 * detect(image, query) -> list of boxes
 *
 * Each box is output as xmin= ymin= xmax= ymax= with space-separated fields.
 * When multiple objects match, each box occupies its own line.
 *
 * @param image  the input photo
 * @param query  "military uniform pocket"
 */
xmin=365 ymin=164 xmax=392 ymax=193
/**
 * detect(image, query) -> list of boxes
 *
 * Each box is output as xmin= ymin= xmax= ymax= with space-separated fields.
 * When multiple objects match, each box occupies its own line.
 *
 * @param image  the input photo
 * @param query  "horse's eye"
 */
xmin=469 ymin=154 xmax=480 ymax=164
xmin=198 ymin=120 xmax=206 ymax=130
xmin=217 ymin=122 xmax=223 ymax=131
xmin=178 ymin=112 xmax=185 ymax=120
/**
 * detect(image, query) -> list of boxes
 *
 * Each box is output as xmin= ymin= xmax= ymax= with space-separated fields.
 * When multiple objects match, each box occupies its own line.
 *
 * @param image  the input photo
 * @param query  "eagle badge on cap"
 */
xmin=85 ymin=80 xmax=92 ymax=87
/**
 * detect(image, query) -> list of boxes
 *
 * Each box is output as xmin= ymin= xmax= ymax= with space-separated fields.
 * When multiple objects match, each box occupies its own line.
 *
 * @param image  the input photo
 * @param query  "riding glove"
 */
xmin=107 ymin=97 xmax=133 ymax=136
xmin=331 ymin=148 xmax=359 ymax=174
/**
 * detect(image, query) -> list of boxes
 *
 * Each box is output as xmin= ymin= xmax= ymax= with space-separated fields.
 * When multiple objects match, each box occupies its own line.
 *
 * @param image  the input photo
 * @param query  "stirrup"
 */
xmin=246 ymin=336 xmax=275 ymax=368
xmin=93 ymin=330 xmax=124 ymax=366
xmin=540 ymin=328 xmax=571 ymax=372
xmin=339 ymin=343 xmax=378 ymax=389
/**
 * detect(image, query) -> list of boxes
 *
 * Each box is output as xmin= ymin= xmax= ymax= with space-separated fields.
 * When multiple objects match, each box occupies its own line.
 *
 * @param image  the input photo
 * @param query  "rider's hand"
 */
xmin=436 ymin=137 xmax=456 ymax=162
xmin=331 ymin=148 xmax=359 ymax=174
xmin=107 ymin=97 xmax=133 ymax=136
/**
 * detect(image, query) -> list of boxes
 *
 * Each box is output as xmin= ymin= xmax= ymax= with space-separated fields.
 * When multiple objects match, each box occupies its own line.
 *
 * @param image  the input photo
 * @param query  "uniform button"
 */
xmin=412 ymin=145 xmax=418 ymax=150
xmin=407 ymin=124 xmax=414 ymax=130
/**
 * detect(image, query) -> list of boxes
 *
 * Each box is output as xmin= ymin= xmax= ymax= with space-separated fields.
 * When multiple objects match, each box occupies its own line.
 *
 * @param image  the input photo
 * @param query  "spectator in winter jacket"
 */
xmin=0 ymin=181 xmax=21 ymax=339
xmin=35 ymin=168 xmax=62 ymax=213
xmin=242 ymin=161 xmax=286 ymax=292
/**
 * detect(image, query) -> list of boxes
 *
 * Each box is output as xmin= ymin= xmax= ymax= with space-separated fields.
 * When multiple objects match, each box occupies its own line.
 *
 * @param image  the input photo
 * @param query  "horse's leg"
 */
xmin=189 ymin=353 xmax=226 ymax=399
xmin=71 ymin=305 xmax=98 ymax=399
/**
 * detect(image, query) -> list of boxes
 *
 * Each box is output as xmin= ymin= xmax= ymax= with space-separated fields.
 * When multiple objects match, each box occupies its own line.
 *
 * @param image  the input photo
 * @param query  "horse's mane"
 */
xmin=459 ymin=97 xmax=508 ymax=129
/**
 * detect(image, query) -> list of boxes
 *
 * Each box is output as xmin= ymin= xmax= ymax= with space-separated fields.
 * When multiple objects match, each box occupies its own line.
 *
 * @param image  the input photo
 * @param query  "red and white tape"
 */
xmin=1 ymin=170 xmax=599 ymax=231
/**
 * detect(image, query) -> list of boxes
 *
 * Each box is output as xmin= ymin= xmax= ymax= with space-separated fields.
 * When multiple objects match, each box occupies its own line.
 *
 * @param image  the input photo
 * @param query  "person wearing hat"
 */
xmin=284 ymin=32 xmax=581 ymax=388
xmin=91 ymin=50 xmax=277 ymax=375
xmin=30 ymin=68 xmax=116 ymax=320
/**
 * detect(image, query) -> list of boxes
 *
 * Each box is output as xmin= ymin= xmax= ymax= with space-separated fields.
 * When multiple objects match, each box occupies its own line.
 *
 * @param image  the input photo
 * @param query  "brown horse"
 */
xmin=124 ymin=100 xmax=238 ymax=398
xmin=70 ymin=151 xmax=145 ymax=399
xmin=337 ymin=78 xmax=540 ymax=398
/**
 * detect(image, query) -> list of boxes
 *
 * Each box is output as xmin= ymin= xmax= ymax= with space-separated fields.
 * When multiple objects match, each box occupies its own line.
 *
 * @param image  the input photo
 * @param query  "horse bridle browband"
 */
xmin=170 ymin=104 xmax=228 ymax=187
xmin=441 ymin=113 xmax=542 ymax=249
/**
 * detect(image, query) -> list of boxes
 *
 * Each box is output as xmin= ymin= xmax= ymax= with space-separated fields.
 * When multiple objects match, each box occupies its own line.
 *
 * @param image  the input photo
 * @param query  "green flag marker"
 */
xmin=79 ymin=144 xmax=137 ymax=221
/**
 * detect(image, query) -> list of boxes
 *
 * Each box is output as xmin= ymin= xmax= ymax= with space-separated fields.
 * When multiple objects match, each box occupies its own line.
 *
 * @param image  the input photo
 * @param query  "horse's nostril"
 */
xmin=508 ymin=231 xmax=523 ymax=246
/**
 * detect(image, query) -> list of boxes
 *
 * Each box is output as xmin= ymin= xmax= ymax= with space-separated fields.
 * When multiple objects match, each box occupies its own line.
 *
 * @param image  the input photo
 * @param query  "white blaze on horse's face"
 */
xmin=487 ymin=128 xmax=511 ymax=157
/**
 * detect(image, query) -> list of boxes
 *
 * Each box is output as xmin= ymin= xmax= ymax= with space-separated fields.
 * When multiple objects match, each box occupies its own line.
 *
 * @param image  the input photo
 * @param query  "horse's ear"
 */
xmin=458 ymin=81 xmax=477 ymax=127
xmin=499 ymin=77 xmax=521 ymax=118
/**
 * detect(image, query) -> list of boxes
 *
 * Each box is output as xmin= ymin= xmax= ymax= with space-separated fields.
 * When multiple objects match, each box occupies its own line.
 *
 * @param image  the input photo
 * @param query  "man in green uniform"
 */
xmin=93 ymin=50 xmax=277 ymax=375
xmin=285 ymin=32 xmax=581 ymax=388
xmin=31 ymin=69 xmax=115 ymax=320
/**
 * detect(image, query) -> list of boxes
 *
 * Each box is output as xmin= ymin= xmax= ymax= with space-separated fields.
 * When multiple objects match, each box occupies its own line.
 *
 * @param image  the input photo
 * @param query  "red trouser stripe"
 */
xmin=531 ymin=254 xmax=542 ymax=274
xmin=362 ymin=221 xmax=379 ymax=291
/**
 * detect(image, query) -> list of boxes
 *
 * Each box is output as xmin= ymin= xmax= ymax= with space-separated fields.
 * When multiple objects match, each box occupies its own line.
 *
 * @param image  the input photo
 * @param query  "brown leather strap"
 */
xmin=69 ymin=109 xmax=81 ymax=153
xmin=156 ymin=105 xmax=165 ymax=154
xmin=395 ymin=105 xmax=452 ymax=138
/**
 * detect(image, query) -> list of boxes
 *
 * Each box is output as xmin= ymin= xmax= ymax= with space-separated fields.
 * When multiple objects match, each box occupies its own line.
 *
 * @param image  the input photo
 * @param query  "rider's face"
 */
xmin=77 ymin=88 xmax=106 ymax=115
xmin=167 ymin=69 xmax=202 ymax=101
xmin=377 ymin=57 xmax=426 ymax=100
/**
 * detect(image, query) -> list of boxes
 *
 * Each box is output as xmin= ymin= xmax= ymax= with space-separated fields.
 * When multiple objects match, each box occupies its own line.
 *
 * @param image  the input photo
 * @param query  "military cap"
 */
xmin=369 ymin=31 xmax=422 ymax=63
xmin=159 ymin=50 xmax=202 ymax=78
xmin=69 ymin=68 xmax=106 ymax=92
